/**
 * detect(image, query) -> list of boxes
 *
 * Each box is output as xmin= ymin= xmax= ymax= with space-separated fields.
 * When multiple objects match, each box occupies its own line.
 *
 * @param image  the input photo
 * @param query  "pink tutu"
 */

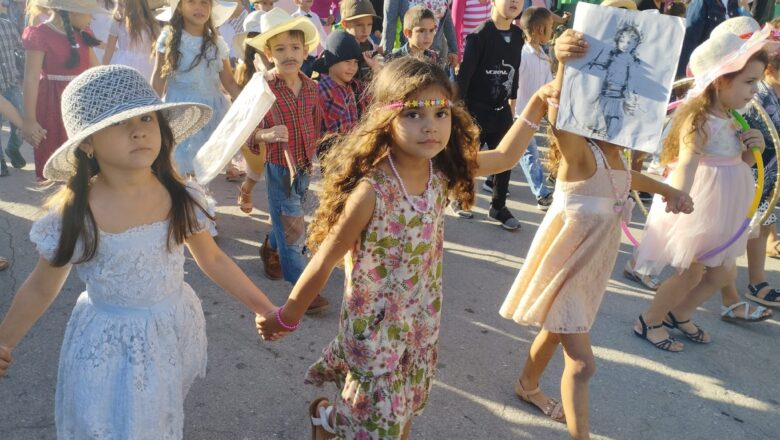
xmin=635 ymin=155 xmax=753 ymax=275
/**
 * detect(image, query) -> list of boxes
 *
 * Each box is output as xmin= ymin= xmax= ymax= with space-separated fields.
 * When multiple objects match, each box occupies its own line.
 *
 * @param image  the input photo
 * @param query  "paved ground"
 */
xmin=1 ymin=133 xmax=779 ymax=439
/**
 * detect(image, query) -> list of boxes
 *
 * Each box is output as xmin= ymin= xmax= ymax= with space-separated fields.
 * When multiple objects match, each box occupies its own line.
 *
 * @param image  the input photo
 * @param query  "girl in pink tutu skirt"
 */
xmin=633 ymin=30 xmax=771 ymax=353
xmin=499 ymin=30 xmax=694 ymax=440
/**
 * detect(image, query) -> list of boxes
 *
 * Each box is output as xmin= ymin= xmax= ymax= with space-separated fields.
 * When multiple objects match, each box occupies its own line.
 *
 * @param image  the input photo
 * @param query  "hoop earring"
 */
xmin=86 ymin=151 xmax=94 ymax=159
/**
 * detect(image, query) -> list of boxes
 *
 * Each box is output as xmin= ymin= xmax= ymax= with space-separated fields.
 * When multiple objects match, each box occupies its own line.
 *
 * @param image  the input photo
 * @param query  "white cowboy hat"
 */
xmin=35 ymin=0 xmax=110 ymax=15
xmin=246 ymin=7 xmax=319 ymax=51
xmin=231 ymin=10 xmax=264 ymax=57
xmin=156 ymin=0 xmax=238 ymax=28
xmin=44 ymin=65 xmax=212 ymax=182
xmin=688 ymin=26 xmax=772 ymax=99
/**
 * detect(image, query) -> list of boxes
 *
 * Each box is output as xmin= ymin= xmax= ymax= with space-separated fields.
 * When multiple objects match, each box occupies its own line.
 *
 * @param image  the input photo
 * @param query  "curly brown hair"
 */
xmin=307 ymin=57 xmax=480 ymax=253
xmin=160 ymin=6 xmax=220 ymax=78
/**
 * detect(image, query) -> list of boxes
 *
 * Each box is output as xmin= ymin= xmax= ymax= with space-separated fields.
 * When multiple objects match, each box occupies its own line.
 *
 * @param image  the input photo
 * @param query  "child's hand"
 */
xmin=447 ymin=53 xmax=459 ymax=68
xmin=260 ymin=125 xmax=289 ymax=143
xmin=741 ymin=129 xmax=766 ymax=152
xmin=22 ymin=119 xmax=47 ymax=147
xmin=363 ymin=51 xmax=381 ymax=72
xmin=0 ymin=345 xmax=11 ymax=376
xmin=554 ymin=30 xmax=588 ymax=65
xmin=662 ymin=189 xmax=694 ymax=214
xmin=255 ymin=310 xmax=290 ymax=341
xmin=537 ymin=81 xmax=561 ymax=109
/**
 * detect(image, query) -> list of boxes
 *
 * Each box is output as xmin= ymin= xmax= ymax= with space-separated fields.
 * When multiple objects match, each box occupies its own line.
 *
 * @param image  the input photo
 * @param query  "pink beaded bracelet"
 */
xmin=275 ymin=306 xmax=300 ymax=331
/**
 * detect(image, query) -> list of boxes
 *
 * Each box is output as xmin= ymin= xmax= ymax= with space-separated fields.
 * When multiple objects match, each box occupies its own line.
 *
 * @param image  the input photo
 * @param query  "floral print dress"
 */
xmin=305 ymin=167 xmax=447 ymax=439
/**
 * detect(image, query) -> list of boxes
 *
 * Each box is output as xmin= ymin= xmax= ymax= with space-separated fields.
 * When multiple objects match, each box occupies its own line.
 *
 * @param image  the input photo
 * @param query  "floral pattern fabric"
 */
xmin=305 ymin=168 xmax=447 ymax=439
xmin=744 ymin=80 xmax=779 ymax=226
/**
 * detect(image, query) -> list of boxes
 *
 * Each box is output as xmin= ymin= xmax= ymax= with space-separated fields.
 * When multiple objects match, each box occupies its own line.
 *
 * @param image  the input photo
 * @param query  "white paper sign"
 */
xmin=556 ymin=3 xmax=684 ymax=152
xmin=193 ymin=73 xmax=276 ymax=184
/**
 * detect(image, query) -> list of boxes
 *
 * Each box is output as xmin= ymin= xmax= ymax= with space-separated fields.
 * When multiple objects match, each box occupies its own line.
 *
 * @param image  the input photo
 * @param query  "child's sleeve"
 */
xmin=29 ymin=212 xmax=63 ymax=263
xmin=216 ymin=35 xmax=230 ymax=62
xmin=155 ymin=27 xmax=170 ymax=54
xmin=185 ymin=180 xmax=214 ymax=234
xmin=21 ymin=25 xmax=47 ymax=52
xmin=456 ymin=32 xmax=480 ymax=100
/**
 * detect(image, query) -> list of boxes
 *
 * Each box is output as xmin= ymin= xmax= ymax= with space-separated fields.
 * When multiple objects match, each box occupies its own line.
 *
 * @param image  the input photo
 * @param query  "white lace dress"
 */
xmin=29 ymin=190 xmax=209 ymax=440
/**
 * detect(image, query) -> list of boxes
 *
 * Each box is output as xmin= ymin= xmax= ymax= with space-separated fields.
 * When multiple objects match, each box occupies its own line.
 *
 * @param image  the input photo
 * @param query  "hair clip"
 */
xmin=383 ymin=99 xmax=452 ymax=110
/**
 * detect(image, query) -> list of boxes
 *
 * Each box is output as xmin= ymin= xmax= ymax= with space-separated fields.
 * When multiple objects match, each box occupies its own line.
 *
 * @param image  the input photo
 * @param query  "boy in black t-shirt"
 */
xmin=456 ymin=0 xmax=524 ymax=230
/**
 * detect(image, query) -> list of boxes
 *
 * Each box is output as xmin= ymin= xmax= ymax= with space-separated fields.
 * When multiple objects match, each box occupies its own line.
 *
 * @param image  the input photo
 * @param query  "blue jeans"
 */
xmin=265 ymin=162 xmax=310 ymax=284
xmin=381 ymin=0 xmax=408 ymax=54
xmin=0 ymin=86 xmax=23 ymax=163
xmin=518 ymin=137 xmax=552 ymax=200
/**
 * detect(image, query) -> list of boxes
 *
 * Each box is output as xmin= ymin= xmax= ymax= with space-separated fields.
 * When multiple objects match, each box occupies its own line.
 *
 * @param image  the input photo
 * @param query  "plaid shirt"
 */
xmin=387 ymin=43 xmax=443 ymax=68
xmin=318 ymin=74 xmax=366 ymax=135
xmin=257 ymin=72 xmax=323 ymax=169
xmin=0 ymin=17 xmax=22 ymax=92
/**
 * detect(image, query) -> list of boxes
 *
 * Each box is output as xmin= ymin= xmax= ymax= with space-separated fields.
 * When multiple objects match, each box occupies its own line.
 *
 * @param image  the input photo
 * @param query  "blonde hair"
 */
xmin=307 ymin=57 xmax=480 ymax=253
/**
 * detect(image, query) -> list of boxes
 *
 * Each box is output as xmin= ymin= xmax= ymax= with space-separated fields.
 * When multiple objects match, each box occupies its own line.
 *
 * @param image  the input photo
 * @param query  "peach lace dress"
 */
xmin=500 ymin=140 xmax=630 ymax=333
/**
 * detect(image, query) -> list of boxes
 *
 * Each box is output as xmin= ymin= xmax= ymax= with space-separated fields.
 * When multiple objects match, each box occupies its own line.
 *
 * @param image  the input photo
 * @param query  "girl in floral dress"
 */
xmin=254 ymin=45 xmax=576 ymax=438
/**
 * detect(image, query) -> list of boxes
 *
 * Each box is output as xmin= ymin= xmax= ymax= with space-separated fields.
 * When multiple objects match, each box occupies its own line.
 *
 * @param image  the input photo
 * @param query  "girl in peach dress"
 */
xmin=499 ymin=31 xmax=693 ymax=440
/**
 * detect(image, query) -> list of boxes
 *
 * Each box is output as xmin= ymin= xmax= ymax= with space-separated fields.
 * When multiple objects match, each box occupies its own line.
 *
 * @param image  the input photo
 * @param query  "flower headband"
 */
xmin=383 ymin=99 xmax=452 ymax=110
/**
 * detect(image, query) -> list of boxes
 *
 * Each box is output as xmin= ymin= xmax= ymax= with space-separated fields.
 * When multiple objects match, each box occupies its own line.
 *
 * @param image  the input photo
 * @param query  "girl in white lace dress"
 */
xmin=0 ymin=65 xmax=277 ymax=440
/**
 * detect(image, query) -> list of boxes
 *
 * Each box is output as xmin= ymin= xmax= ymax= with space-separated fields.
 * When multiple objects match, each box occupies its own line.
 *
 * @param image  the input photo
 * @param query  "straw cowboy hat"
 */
xmin=600 ymin=0 xmax=637 ymax=10
xmin=687 ymin=26 xmax=772 ymax=99
xmin=156 ymin=0 xmax=238 ymax=28
xmin=231 ymin=10 xmax=264 ymax=56
xmin=246 ymin=7 xmax=319 ymax=51
xmin=35 ymin=0 xmax=110 ymax=14
xmin=44 ymin=65 xmax=212 ymax=182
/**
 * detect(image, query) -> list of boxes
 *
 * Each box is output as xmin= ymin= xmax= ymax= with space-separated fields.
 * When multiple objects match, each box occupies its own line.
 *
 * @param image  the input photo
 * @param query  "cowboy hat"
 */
xmin=688 ymin=26 xmax=772 ymax=99
xmin=44 ymin=65 xmax=212 ymax=182
xmin=246 ymin=7 xmax=319 ymax=51
xmin=231 ymin=10 xmax=264 ymax=56
xmin=156 ymin=0 xmax=238 ymax=28
xmin=35 ymin=0 xmax=110 ymax=15
xmin=339 ymin=0 xmax=378 ymax=23
xmin=312 ymin=30 xmax=362 ymax=73
xmin=600 ymin=0 xmax=637 ymax=10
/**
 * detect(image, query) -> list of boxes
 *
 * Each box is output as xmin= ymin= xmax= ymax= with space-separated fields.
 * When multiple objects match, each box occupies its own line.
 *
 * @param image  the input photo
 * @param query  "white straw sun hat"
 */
xmin=35 ymin=0 xmax=110 ymax=14
xmin=246 ymin=7 xmax=319 ymax=51
xmin=231 ymin=10 xmax=264 ymax=56
xmin=44 ymin=65 xmax=212 ymax=182
xmin=156 ymin=0 xmax=238 ymax=28
xmin=687 ymin=26 xmax=772 ymax=99
xmin=711 ymin=16 xmax=761 ymax=40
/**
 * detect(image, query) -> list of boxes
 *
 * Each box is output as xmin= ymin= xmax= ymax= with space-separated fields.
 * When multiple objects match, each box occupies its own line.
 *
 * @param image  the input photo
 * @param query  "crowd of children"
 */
xmin=1 ymin=0 xmax=780 ymax=439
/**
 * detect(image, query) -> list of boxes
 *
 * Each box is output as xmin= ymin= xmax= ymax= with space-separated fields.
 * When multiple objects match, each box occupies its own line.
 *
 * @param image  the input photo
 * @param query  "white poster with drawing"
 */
xmin=556 ymin=3 xmax=684 ymax=152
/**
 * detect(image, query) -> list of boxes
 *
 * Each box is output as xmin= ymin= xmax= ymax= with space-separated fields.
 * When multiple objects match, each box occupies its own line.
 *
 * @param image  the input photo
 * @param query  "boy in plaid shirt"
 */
xmin=246 ymin=8 xmax=329 ymax=313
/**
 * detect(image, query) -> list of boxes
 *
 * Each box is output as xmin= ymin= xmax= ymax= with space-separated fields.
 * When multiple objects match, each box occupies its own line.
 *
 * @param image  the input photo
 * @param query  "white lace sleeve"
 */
xmin=216 ymin=35 xmax=230 ymax=62
xmin=185 ymin=180 xmax=213 ymax=234
xmin=29 ymin=212 xmax=62 ymax=262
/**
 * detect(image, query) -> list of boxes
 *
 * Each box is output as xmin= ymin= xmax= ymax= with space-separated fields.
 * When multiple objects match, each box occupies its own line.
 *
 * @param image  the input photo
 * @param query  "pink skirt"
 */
xmin=635 ymin=155 xmax=753 ymax=275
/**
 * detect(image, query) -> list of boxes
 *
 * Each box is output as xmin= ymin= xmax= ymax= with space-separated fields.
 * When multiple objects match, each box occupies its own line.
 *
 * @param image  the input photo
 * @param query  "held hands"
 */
xmin=0 ymin=345 xmax=11 ymax=377
xmin=255 ymin=310 xmax=290 ymax=341
xmin=22 ymin=119 xmax=47 ymax=147
xmin=260 ymin=125 xmax=289 ymax=143
xmin=662 ymin=188 xmax=694 ymax=214
xmin=537 ymin=81 xmax=561 ymax=109
xmin=741 ymin=128 xmax=766 ymax=152
xmin=554 ymin=30 xmax=589 ymax=65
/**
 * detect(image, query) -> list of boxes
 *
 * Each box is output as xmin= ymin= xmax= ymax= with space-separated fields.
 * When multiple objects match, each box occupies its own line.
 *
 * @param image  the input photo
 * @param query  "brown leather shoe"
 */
xmin=260 ymin=236 xmax=282 ymax=280
xmin=305 ymin=295 xmax=330 ymax=315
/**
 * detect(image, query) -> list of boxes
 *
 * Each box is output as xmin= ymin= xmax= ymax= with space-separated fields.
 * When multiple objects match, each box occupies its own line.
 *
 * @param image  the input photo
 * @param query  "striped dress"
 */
xmin=452 ymin=0 xmax=492 ymax=59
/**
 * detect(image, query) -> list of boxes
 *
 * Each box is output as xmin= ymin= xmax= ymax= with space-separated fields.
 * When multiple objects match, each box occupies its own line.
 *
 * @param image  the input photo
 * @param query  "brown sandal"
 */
xmin=309 ymin=397 xmax=336 ymax=440
xmin=514 ymin=379 xmax=566 ymax=423
xmin=237 ymin=184 xmax=253 ymax=214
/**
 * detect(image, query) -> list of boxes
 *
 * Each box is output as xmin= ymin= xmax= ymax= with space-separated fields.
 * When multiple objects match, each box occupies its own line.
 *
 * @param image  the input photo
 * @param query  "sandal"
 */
xmin=663 ymin=312 xmax=709 ymax=344
xmin=623 ymin=260 xmax=660 ymax=291
xmin=721 ymin=301 xmax=773 ymax=323
xmin=225 ymin=165 xmax=245 ymax=182
xmin=309 ymin=397 xmax=336 ymax=440
xmin=633 ymin=315 xmax=683 ymax=352
xmin=746 ymin=282 xmax=780 ymax=307
xmin=514 ymin=379 xmax=566 ymax=423
xmin=237 ymin=184 xmax=253 ymax=214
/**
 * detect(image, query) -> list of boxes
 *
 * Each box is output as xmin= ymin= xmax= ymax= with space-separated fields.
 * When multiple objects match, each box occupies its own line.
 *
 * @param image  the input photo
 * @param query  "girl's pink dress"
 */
xmin=500 ymin=141 xmax=628 ymax=333
xmin=22 ymin=23 xmax=93 ymax=180
xmin=635 ymin=114 xmax=754 ymax=274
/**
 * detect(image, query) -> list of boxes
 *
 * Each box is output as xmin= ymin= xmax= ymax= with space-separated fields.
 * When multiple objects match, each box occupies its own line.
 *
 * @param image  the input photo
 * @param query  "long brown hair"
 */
xmin=45 ymin=112 xmax=209 ymax=267
xmin=58 ymin=10 xmax=102 ymax=69
xmin=113 ymin=0 xmax=160 ymax=48
xmin=307 ymin=57 xmax=480 ymax=253
xmin=661 ymin=50 xmax=769 ymax=164
xmin=160 ymin=6 xmax=220 ymax=78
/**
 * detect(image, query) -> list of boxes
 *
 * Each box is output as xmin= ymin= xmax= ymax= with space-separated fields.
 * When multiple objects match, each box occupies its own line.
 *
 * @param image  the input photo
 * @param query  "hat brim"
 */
xmin=44 ymin=102 xmax=213 ymax=182
xmin=246 ymin=17 xmax=320 ymax=52
xmin=688 ymin=27 xmax=772 ymax=99
xmin=339 ymin=13 xmax=379 ymax=24
xmin=232 ymin=31 xmax=249 ymax=58
xmin=156 ymin=0 xmax=238 ymax=28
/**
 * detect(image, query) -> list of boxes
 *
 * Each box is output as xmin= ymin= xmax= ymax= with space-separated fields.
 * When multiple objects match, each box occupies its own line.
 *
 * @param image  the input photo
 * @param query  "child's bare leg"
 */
xmin=766 ymin=223 xmax=779 ymax=254
xmin=401 ymin=419 xmax=412 ymax=440
xmin=559 ymin=333 xmax=595 ymax=440
xmin=670 ymin=266 xmax=733 ymax=342
xmin=719 ymin=267 xmax=740 ymax=307
xmin=519 ymin=330 xmax=561 ymax=405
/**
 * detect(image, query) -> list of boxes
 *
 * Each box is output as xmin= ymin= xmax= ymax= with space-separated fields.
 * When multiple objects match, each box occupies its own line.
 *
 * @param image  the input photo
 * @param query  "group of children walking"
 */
xmin=1 ymin=0 xmax=779 ymax=439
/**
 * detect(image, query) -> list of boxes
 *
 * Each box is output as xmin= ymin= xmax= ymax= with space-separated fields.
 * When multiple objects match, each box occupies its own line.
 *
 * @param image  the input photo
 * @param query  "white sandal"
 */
xmin=623 ymin=260 xmax=660 ymax=291
xmin=309 ymin=397 xmax=336 ymax=439
xmin=720 ymin=301 xmax=773 ymax=323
